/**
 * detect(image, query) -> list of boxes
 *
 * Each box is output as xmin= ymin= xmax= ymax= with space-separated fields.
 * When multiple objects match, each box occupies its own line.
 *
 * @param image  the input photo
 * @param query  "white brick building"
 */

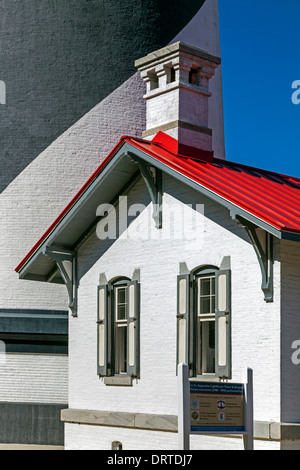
xmin=15 ymin=40 xmax=300 ymax=450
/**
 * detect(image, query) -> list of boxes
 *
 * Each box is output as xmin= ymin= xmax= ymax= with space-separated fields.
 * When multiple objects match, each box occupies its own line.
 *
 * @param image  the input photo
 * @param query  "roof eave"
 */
xmin=17 ymin=140 xmax=300 ymax=280
xmin=17 ymin=140 xmax=137 ymax=279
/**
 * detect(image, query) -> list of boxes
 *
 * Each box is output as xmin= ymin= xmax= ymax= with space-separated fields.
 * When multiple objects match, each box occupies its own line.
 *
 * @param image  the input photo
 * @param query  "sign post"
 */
xmin=178 ymin=364 xmax=254 ymax=450
xmin=178 ymin=363 xmax=190 ymax=450
xmin=243 ymin=368 xmax=254 ymax=450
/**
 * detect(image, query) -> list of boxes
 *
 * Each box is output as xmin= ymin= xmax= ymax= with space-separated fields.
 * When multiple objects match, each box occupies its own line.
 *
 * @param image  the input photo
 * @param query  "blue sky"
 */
xmin=218 ymin=0 xmax=300 ymax=177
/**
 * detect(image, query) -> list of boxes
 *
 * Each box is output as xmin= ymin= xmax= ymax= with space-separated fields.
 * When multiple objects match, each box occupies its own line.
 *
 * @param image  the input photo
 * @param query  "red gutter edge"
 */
xmin=15 ymin=136 xmax=130 ymax=273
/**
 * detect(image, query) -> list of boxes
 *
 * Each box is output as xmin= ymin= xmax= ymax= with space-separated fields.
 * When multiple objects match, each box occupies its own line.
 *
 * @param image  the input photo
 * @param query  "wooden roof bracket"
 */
xmin=42 ymin=246 xmax=78 ymax=317
xmin=231 ymin=213 xmax=273 ymax=303
xmin=128 ymin=152 xmax=163 ymax=229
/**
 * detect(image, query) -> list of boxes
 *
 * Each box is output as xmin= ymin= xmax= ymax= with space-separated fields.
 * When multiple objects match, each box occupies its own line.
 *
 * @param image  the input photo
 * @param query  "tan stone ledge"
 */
xmin=61 ymin=409 xmax=177 ymax=433
xmin=103 ymin=376 xmax=133 ymax=386
xmin=134 ymin=41 xmax=221 ymax=70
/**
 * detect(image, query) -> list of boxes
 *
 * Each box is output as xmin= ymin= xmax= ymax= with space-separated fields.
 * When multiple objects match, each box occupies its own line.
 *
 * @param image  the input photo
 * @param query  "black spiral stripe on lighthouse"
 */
xmin=0 ymin=0 xmax=206 ymax=192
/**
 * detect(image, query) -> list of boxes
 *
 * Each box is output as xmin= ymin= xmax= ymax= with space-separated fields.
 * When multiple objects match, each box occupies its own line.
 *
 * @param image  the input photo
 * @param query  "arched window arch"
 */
xmin=192 ymin=265 xmax=219 ymax=277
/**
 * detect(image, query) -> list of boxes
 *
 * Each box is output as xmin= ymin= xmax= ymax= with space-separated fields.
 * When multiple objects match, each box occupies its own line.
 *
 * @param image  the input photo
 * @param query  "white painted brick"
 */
xmin=280 ymin=240 xmax=300 ymax=422
xmin=146 ymin=89 xmax=180 ymax=129
xmin=0 ymin=72 xmax=146 ymax=312
xmin=67 ymin=174 xmax=282 ymax=449
xmin=0 ymin=354 xmax=68 ymax=404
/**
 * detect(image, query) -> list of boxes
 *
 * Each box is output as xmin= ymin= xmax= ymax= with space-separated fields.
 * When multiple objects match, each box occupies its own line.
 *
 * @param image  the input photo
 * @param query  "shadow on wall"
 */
xmin=0 ymin=0 xmax=205 ymax=192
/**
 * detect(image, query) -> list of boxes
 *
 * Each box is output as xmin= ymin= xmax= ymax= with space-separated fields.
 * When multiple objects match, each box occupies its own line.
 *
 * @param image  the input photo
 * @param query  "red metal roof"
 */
xmin=130 ymin=132 xmax=300 ymax=232
xmin=15 ymin=131 xmax=300 ymax=273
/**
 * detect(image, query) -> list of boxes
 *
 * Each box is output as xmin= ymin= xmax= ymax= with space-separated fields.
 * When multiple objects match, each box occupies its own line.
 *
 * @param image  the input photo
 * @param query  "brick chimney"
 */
xmin=135 ymin=42 xmax=221 ymax=154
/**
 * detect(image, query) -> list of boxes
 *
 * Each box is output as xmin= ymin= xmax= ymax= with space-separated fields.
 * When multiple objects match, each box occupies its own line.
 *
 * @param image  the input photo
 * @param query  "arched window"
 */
xmin=177 ymin=265 xmax=231 ymax=379
xmin=97 ymin=276 xmax=140 ymax=380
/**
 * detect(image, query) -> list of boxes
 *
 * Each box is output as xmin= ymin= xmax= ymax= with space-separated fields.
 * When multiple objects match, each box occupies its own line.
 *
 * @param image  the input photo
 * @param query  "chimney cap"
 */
xmin=135 ymin=41 xmax=221 ymax=70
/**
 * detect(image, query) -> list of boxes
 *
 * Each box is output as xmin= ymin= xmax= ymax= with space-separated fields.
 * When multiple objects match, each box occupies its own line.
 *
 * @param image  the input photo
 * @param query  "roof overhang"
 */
xmin=16 ymin=142 xmax=142 ymax=282
xmin=16 ymin=137 xmax=300 ymax=284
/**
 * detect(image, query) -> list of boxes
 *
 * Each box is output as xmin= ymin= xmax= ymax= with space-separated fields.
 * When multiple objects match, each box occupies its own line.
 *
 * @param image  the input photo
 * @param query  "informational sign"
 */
xmin=178 ymin=364 xmax=253 ymax=450
xmin=190 ymin=381 xmax=246 ymax=434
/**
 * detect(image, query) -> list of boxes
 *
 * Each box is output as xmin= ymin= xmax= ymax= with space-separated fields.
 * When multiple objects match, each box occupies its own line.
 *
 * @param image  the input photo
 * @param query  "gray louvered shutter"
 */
xmin=127 ymin=281 xmax=140 ymax=378
xmin=215 ymin=270 xmax=232 ymax=379
xmin=176 ymin=274 xmax=191 ymax=374
xmin=97 ymin=284 xmax=111 ymax=377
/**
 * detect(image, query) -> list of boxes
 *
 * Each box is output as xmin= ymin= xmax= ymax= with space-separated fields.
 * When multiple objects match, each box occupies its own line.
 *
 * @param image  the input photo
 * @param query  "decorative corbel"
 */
xmin=42 ymin=246 xmax=78 ymax=317
xmin=139 ymin=162 xmax=162 ymax=229
xmin=128 ymin=152 xmax=162 ymax=229
xmin=232 ymin=214 xmax=273 ymax=302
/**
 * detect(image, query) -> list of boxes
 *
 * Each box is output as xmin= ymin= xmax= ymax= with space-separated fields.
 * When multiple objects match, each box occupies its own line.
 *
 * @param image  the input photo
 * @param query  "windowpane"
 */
xmin=115 ymin=325 xmax=127 ymax=374
xmin=200 ymin=297 xmax=211 ymax=314
xmin=209 ymin=321 xmax=215 ymax=350
xmin=200 ymin=278 xmax=211 ymax=296
xmin=117 ymin=287 xmax=126 ymax=305
xmin=198 ymin=276 xmax=215 ymax=315
xmin=205 ymin=321 xmax=215 ymax=373
xmin=117 ymin=304 xmax=126 ymax=321
xmin=115 ymin=286 xmax=127 ymax=321
xmin=211 ymin=296 xmax=215 ymax=314
xmin=197 ymin=319 xmax=215 ymax=375
xmin=211 ymin=278 xmax=215 ymax=295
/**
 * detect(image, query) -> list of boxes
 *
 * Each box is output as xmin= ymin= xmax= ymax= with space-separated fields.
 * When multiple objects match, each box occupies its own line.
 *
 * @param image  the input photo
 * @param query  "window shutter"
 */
xmin=176 ymin=274 xmax=191 ymax=374
xmin=215 ymin=270 xmax=232 ymax=379
xmin=127 ymin=280 xmax=140 ymax=378
xmin=97 ymin=284 xmax=111 ymax=377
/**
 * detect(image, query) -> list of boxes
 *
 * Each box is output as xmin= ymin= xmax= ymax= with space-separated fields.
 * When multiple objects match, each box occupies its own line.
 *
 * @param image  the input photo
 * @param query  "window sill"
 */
xmin=103 ymin=376 xmax=133 ymax=387
xmin=190 ymin=376 xmax=221 ymax=383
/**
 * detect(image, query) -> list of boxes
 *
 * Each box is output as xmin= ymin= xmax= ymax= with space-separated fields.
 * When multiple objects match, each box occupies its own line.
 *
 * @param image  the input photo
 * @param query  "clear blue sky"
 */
xmin=218 ymin=0 xmax=300 ymax=177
